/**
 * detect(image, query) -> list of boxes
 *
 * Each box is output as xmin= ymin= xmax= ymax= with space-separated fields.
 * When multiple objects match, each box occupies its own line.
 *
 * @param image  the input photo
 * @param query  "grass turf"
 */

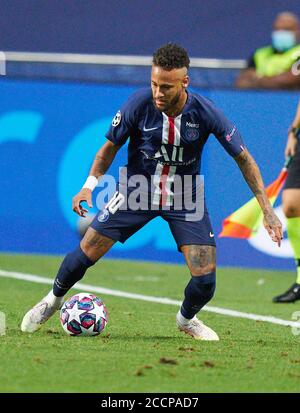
xmin=0 ymin=253 xmax=300 ymax=393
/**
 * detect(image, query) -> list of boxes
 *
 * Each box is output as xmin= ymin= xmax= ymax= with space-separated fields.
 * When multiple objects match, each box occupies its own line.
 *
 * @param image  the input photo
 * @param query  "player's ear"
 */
xmin=182 ymin=75 xmax=189 ymax=89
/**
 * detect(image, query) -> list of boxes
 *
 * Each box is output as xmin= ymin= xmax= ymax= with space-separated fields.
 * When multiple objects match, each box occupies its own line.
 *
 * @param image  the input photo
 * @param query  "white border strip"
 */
xmin=4 ymin=51 xmax=246 ymax=69
xmin=0 ymin=268 xmax=299 ymax=328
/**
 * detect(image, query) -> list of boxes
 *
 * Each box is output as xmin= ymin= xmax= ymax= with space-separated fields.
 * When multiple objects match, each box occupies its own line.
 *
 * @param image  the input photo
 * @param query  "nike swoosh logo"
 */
xmin=209 ymin=232 xmax=214 ymax=238
xmin=143 ymin=126 xmax=159 ymax=132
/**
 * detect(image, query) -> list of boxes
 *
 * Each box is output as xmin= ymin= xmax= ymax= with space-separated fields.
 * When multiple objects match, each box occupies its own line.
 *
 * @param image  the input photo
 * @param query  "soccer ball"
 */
xmin=60 ymin=292 xmax=108 ymax=336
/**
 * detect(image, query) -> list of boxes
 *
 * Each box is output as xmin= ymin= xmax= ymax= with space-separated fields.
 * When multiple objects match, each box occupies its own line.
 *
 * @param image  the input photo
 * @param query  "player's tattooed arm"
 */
xmin=234 ymin=148 xmax=266 ymax=198
xmin=72 ymin=141 xmax=120 ymax=217
xmin=234 ymin=148 xmax=283 ymax=246
xmin=89 ymin=141 xmax=120 ymax=178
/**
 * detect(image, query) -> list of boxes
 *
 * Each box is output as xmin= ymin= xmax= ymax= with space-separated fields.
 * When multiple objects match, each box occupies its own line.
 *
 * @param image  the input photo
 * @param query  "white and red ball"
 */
xmin=60 ymin=292 xmax=108 ymax=336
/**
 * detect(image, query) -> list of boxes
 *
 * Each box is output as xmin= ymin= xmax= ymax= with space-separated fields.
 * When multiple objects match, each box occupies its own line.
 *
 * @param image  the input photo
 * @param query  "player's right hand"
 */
xmin=263 ymin=210 xmax=283 ymax=247
xmin=72 ymin=189 xmax=93 ymax=217
xmin=285 ymin=132 xmax=298 ymax=157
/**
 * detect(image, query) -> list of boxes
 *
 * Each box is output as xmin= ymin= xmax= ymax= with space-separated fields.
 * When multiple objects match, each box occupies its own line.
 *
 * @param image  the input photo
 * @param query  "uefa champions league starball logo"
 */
xmin=112 ymin=110 xmax=121 ymax=127
xmin=60 ymin=293 xmax=108 ymax=336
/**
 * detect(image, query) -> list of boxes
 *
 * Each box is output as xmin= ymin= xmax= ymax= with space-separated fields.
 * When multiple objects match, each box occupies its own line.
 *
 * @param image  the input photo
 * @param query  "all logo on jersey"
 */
xmin=112 ymin=110 xmax=122 ymax=127
xmin=154 ymin=145 xmax=183 ymax=163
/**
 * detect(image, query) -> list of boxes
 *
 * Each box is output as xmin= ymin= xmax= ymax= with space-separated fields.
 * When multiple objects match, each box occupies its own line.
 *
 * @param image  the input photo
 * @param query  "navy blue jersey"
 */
xmin=105 ymin=88 xmax=244 ymax=206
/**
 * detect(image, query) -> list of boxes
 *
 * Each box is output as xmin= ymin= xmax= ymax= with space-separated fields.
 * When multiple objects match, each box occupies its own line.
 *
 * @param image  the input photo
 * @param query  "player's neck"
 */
xmin=164 ymin=90 xmax=188 ymax=117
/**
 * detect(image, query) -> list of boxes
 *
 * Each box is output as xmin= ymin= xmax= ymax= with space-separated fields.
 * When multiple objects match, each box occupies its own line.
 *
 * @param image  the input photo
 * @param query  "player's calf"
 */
xmin=53 ymin=245 xmax=96 ymax=297
xmin=180 ymin=272 xmax=216 ymax=319
xmin=176 ymin=253 xmax=218 ymax=340
xmin=176 ymin=272 xmax=218 ymax=340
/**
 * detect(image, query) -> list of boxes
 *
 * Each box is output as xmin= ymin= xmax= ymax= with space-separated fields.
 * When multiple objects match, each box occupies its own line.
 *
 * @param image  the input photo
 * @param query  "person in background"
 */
xmin=236 ymin=12 xmax=300 ymax=89
xmin=273 ymin=101 xmax=300 ymax=303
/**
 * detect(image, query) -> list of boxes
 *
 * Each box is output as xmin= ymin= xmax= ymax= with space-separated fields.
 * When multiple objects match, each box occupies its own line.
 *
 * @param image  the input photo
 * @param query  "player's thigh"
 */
xmin=181 ymin=244 xmax=216 ymax=276
xmin=282 ymin=189 xmax=300 ymax=217
xmin=80 ymin=227 xmax=116 ymax=262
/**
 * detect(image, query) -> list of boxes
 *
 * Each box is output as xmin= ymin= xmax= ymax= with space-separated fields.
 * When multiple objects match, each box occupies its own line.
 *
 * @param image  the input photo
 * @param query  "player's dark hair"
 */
xmin=152 ymin=43 xmax=190 ymax=70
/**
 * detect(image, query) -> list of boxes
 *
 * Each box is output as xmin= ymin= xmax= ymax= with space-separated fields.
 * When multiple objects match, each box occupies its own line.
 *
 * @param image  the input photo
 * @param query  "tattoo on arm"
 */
xmin=94 ymin=154 xmax=113 ymax=176
xmin=234 ymin=149 xmax=271 ymax=212
xmin=89 ymin=142 xmax=119 ymax=178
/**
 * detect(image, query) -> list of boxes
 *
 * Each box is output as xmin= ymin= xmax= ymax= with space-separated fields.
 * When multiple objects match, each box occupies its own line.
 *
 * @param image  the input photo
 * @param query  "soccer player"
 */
xmin=273 ymin=100 xmax=300 ymax=303
xmin=21 ymin=43 xmax=283 ymax=340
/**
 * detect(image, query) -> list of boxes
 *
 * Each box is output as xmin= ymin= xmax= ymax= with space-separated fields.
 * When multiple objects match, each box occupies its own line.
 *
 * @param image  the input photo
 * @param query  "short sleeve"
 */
xmin=105 ymin=95 xmax=138 ymax=146
xmin=206 ymin=100 xmax=245 ymax=157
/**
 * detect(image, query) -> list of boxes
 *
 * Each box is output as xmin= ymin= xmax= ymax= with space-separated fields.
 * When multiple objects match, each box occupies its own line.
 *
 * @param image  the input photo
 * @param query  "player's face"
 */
xmin=151 ymin=65 xmax=189 ymax=113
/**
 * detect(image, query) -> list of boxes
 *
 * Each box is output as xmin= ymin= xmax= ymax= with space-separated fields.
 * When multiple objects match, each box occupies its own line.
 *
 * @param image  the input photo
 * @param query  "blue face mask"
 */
xmin=272 ymin=30 xmax=297 ymax=52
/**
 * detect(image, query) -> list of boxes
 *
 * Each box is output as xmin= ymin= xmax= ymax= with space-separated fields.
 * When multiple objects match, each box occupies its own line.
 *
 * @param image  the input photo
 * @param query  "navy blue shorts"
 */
xmin=90 ymin=197 xmax=216 ymax=252
xmin=285 ymin=141 xmax=300 ymax=189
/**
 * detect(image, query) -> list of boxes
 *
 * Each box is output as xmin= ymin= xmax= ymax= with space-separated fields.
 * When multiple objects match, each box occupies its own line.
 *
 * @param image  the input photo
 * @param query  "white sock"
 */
xmin=177 ymin=310 xmax=192 ymax=325
xmin=45 ymin=290 xmax=64 ymax=308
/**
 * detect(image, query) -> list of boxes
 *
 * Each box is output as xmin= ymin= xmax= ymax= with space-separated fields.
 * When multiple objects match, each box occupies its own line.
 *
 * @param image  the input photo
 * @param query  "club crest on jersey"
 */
xmin=112 ymin=110 xmax=122 ymax=127
xmin=98 ymin=209 xmax=110 ymax=222
xmin=186 ymin=129 xmax=199 ymax=140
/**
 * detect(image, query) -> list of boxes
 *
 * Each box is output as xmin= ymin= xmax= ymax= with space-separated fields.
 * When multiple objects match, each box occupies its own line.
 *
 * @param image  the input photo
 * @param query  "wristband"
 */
xmin=82 ymin=176 xmax=99 ymax=191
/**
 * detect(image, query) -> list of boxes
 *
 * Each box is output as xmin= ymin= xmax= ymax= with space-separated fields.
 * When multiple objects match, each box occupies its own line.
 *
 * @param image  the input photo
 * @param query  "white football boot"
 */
xmin=176 ymin=310 xmax=219 ymax=341
xmin=21 ymin=290 xmax=64 ymax=333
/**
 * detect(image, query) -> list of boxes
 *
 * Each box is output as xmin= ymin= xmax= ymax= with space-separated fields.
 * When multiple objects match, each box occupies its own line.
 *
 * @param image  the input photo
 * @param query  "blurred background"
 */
xmin=1 ymin=0 xmax=299 ymax=270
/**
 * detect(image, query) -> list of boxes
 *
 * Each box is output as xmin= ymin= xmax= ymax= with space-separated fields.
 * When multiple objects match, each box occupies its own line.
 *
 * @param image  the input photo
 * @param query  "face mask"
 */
xmin=272 ymin=30 xmax=297 ymax=52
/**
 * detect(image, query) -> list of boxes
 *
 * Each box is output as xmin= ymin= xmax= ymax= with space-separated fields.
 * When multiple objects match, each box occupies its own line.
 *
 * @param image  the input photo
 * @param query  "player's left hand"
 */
xmin=263 ymin=210 xmax=283 ymax=247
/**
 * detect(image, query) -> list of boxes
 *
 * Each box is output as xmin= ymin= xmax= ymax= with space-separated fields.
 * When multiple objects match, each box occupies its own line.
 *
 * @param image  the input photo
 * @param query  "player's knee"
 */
xmin=186 ymin=245 xmax=216 ymax=276
xmin=190 ymin=263 xmax=216 ymax=276
xmin=80 ymin=228 xmax=115 ymax=262
xmin=80 ymin=239 xmax=97 ymax=261
xmin=80 ymin=240 xmax=102 ymax=263
xmin=282 ymin=203 xmax=299 ymax=218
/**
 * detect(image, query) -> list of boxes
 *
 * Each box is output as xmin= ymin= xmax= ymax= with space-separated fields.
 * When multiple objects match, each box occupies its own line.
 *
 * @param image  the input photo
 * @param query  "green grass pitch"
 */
xmin=0 ymin=253 xmax=300 ymax=393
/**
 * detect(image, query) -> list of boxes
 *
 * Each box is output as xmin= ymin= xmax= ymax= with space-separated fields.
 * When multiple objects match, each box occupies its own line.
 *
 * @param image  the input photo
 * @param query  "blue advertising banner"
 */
xmin=0 ymin=79 xmax=298 ymax=269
